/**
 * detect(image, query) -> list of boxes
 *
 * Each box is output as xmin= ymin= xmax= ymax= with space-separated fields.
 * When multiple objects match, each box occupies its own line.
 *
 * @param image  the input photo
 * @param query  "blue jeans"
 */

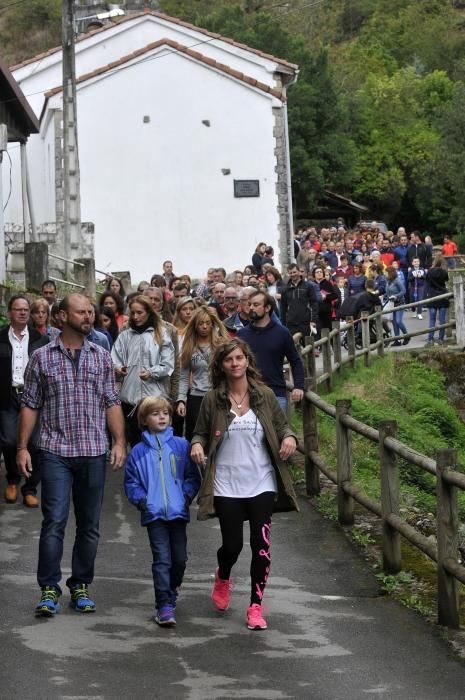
xmin=37 ymin=451 xmax=107 ymax=593
xmin=276 ymin=395 xmax=288 ymax=413
xmin=392 ymin=309 xmax=407 ymax=337
xmin=428 ymin=307 xmax=447 ymax=341
xmin=147 ymin=519 xmax=187 ymax=610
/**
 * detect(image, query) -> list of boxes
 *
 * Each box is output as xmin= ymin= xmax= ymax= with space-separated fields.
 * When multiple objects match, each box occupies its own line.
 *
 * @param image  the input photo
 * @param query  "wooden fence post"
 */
xmin=379 ymin=421 xmax=401 ymax=574
xmin=336 ymin=399 xmax=354 ymax=525
xmin=436 ymin=448 xmax=459 ymax=629
xmin=332 ymin=320 xmax=342 ymax=374
xmin=361 ymin=310 xmax=370 ymax=367
xmin=453 ymin=276 xmax=465 ymax=348
xmin=375 ymin=305 xmax=385 ymax=357
xmin=346 ymin=316 xmax=356 ymax=369
xmin=303 ymin=340 xmax=320 ymax=495
xmin=321 ymin=328 xmax=332 ymax=391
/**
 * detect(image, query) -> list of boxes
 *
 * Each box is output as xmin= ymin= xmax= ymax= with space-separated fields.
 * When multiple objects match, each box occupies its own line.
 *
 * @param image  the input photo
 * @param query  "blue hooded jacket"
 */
xmin=124 ymin=427 xmax=201 ymax=526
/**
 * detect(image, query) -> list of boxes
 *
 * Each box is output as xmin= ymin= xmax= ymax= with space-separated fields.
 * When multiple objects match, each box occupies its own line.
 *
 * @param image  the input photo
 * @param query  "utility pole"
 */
xmin=62 ymin=0 xmax=81 ymax=266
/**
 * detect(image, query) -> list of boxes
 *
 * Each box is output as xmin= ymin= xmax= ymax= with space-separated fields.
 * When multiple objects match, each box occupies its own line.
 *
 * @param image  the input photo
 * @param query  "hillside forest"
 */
xmin=1 ymin=0 xmax=465 ymax=238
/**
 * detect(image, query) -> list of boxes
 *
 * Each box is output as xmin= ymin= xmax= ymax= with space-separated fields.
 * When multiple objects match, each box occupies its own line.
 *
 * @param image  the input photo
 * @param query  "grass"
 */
xmin=313 ymin=353 xmax=465 ymax=518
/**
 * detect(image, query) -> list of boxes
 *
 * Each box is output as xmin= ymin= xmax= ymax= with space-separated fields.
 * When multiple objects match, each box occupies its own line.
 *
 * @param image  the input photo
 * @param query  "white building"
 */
xmin=6 ymin=10 xmax=298 ymax=282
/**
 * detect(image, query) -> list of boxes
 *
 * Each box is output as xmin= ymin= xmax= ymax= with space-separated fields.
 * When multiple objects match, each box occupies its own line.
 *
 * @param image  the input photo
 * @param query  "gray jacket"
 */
xmin=111 ymin=326 xmax=174 ymax=406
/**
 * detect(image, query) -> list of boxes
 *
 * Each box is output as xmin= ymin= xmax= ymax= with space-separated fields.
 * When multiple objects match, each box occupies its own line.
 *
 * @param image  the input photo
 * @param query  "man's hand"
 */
xmin=279 ymin=436 xmax=297 ymax=461
xmin=177 ymin=401 xmax=186 ymax=417
xmin=290 ymin=388 xmax=303 ymax=402
xmin=17 ymin=448 xmax=33 ymax=478
xmin=110 ymin=443 xmax=126 ymax=471
xmin=310 ymin=322 xmax=317 ymax=335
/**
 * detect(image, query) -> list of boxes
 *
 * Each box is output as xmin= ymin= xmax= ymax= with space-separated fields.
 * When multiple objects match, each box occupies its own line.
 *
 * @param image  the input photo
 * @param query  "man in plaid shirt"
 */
xmin=17 ymin=293 xmax=126 ymax=617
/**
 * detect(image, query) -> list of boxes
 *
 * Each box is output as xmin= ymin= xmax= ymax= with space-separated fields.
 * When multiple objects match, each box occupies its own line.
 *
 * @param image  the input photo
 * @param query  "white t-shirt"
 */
xmin=214 ymin=409 xmax=278 ymax=498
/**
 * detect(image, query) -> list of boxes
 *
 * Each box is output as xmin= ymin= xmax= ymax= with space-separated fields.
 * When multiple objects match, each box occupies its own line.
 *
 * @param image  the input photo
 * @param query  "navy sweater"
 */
xmin=238 ymin=319 xmax=304 ymax=398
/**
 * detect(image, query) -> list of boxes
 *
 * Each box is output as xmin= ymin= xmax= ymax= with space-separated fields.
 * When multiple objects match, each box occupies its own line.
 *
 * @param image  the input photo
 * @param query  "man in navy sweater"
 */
xmin=237 ymin=290 xmax=304 ymax=412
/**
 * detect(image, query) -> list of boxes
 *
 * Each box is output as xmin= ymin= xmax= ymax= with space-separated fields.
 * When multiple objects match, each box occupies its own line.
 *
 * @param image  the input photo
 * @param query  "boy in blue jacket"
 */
xmin=124 ymin=397 xmax=200 ymax=627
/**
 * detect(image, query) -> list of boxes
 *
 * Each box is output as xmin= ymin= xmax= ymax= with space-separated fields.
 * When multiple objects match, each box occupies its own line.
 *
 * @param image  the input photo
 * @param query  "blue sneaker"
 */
xmin=69 ymin=583 xmax=96 ymax=613
xmin=36 ymin=586 xmax=60 ymax=617
xmin=154 ymin=605 xmax=176 ymax=627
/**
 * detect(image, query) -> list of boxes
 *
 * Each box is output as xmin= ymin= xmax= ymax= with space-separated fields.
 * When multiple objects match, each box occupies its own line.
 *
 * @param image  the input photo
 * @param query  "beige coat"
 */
xmin=192 ymin=384 xmax=299 ymax=520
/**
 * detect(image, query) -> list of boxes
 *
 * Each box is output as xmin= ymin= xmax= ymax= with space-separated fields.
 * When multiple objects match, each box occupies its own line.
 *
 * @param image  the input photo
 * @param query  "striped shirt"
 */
xmin=22 ymin=336 xmax=121 ymax=457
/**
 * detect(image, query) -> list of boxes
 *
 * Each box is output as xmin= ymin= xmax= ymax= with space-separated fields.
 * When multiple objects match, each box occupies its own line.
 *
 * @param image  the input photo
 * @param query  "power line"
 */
xmin=3 ymin=150 xmax=13 ymax=211
xmin=0 ymin=34 xmax=222 ymax=108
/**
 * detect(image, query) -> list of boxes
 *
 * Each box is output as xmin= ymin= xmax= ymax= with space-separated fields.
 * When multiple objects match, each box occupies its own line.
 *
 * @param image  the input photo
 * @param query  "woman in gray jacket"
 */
xmin=111 ymin=295 xmax=175 ymax=445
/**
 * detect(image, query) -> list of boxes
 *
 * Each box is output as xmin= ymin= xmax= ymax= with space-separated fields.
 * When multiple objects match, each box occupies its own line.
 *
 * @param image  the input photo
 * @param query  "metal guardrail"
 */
xmin=48 ymin=275 xmax=85 ymax=290
xmin=48 ymin=252 xmax=85 ymax=268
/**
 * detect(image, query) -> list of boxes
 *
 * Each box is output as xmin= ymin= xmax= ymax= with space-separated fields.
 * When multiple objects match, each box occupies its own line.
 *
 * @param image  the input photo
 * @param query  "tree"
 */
xmin=196 ymin=5 xmax=356 ymax=215
xmin=1 ymin=0 xmax=61 ymax=65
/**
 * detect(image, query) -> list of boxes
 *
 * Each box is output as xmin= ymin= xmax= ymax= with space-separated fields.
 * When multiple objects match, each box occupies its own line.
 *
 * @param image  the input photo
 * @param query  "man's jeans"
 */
xmin=276 ymin=395 xmax=288 ymax=413
xmin=146 ymin=519 xmax=187 ymax=610
xmin=37 ymin=451 xmax=106 ymax=593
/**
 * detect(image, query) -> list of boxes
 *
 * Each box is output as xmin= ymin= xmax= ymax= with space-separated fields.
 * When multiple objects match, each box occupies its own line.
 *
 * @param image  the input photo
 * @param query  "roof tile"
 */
xmin=11 ymin=10 xmax=297 ymax=73
xmin=43 ymin=38 xmax=286 ymax=103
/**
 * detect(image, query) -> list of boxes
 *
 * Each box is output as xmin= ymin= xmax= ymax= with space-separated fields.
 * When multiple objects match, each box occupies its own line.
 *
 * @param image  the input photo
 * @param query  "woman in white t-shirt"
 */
xmin=191 ymin=339 xmax=298 ymax=631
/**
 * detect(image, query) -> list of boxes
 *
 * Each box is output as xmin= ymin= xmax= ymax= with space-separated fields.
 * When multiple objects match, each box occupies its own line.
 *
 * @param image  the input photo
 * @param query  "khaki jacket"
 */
xmin=192 ymin=384 xmax=300 ymax=520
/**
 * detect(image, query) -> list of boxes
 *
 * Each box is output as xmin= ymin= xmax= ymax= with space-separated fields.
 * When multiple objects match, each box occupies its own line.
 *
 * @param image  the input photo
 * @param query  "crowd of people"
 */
xmin=0 ymin=220 xmax=456 ymax=630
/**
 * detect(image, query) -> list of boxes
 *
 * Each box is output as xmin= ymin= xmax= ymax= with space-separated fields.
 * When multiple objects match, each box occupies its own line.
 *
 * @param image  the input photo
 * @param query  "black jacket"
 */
xmin=407 ymin=243 xmax=432 ymax=269
xmin=425 ymin=267 xmax=449 ymax=308
xmin=0 ymin=325 xmax=49 ymax=410
xmin=280 ymin=279 xmax=319 ymax=329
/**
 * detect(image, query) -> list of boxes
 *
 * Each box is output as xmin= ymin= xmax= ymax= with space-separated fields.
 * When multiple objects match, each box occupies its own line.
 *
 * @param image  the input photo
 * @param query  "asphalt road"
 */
xmin=2 ymin=466 xmax=465 ymax=700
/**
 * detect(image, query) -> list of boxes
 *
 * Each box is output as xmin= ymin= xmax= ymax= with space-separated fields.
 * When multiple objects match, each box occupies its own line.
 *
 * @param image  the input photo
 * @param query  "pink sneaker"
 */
xmin=247 ymin=603 xmax=267 ymax=630
xmin=211 ymin=569 xmax=232 ymax=611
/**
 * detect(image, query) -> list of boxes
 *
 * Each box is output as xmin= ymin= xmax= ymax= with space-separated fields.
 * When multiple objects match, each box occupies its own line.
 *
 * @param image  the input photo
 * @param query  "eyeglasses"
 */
xmin=225 ymin=297 xmax=238 ymax=300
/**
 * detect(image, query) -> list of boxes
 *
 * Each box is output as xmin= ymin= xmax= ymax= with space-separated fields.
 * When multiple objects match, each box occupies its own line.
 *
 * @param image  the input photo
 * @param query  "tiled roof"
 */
xmin=11 ymin=9 xmax=298 ymax=73
xmin=44 ymin=38 xmax=286 ymax=101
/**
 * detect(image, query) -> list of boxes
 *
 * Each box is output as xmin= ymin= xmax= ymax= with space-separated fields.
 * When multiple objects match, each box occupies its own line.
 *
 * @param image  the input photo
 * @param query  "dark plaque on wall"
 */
xmin=234 ymin=180 xmax=260 ymax=198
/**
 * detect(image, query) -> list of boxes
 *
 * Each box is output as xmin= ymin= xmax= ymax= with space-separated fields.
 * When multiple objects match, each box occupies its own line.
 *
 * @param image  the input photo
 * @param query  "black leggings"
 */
xmin=185 ymin=394 xmax=205 ymax=443
xmin=214 ymin=491 xmax=274 ymax=605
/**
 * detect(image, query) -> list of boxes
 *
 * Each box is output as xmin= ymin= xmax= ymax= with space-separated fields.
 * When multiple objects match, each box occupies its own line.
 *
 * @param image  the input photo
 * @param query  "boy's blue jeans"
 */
xmin=37 ymin=451 xmax=107 ymax=593
xmin=147 ymin=519 xmax=187 ymax=610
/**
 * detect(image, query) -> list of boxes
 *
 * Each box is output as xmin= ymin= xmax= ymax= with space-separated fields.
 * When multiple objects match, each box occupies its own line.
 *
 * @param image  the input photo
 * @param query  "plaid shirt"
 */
xmin=22 ymin=336 xmax=121 ymax=457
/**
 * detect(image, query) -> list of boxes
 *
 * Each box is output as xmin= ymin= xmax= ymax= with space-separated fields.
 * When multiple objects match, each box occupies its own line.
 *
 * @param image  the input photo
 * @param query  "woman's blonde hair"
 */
xmin=179 ymin=306 xmax=228 ymax=369
xmin=172 ymin=296 xmax=195 ymax=331
xmin=137 ymin=396 xmax=172 ymax=429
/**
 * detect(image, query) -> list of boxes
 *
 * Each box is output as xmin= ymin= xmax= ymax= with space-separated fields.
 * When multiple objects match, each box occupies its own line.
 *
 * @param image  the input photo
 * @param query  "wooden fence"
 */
xmin=295 ymin=302 xmax=465 ymax=628
xmin=295 ymin=274 xmax=465 ymax=392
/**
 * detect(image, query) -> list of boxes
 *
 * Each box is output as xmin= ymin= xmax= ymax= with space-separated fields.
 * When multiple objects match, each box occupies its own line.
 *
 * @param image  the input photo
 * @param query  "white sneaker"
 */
xmin=417 ymin=314 xmax=423 ymax=320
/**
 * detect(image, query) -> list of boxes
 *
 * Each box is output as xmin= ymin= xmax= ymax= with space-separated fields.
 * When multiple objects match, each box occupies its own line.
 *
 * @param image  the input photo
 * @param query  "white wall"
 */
xmin=47 ymin=49 xmax=280 ymax=281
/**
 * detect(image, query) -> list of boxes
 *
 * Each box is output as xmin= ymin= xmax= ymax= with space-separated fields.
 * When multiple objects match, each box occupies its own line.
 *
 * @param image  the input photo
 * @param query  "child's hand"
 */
xmin=137 ymin=498 xmax=147 ymax=512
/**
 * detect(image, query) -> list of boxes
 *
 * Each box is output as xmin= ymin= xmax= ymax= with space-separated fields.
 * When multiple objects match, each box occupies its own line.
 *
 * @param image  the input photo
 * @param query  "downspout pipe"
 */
xmin=24 ymin=144 xmax=37 ymax=242
xmin=282 ymin=70 xmax=299 ymax=266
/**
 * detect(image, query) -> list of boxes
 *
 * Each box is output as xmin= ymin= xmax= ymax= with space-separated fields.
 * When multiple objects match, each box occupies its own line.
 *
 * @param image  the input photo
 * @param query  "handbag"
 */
xmin=382 ymin=298 xmax=394 ymax=321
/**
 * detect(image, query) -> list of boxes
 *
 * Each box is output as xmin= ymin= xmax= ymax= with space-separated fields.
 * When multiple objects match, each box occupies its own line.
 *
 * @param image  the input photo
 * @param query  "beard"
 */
xmin=66 ymin=318 xmax=90 ymax=336
xmin=249 ymin=310 xmax=266 ymax=322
